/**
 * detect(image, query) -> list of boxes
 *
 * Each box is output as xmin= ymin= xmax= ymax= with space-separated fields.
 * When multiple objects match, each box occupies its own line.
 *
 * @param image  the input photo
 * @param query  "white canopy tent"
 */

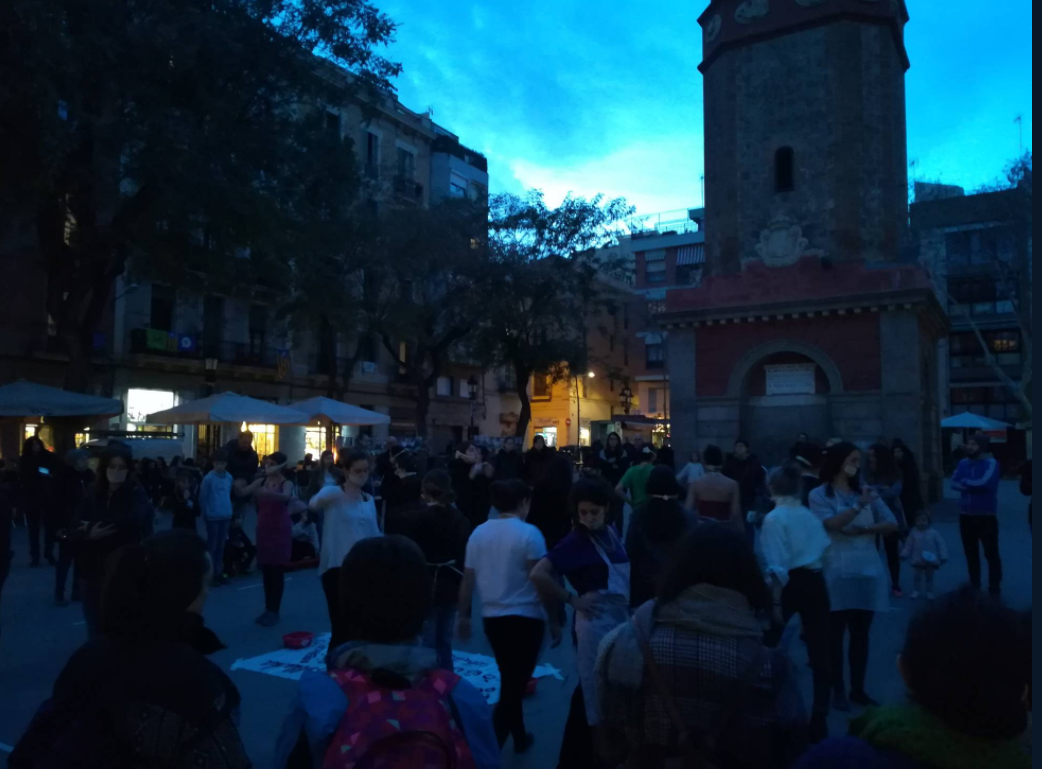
xmin=146 ymin=392 xmax=308 ymax=425
xmin=286 ymin=397 xmax=390 ymax=426
xmin=940 ymin=412 xmax=1012 ymax=430
xmin=0 ymin=380 xmax=123 ymax=418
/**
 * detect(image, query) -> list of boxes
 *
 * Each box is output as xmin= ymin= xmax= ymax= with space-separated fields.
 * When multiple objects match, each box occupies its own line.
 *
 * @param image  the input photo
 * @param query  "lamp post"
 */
xmin=467 ymin=374 xmax=479 ymax=439
xmin=620 ymin=385 xmax=633 ymax=416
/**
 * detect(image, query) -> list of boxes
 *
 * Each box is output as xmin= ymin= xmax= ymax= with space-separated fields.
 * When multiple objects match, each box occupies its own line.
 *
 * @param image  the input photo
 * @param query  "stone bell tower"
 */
xmin=698 ymin=0 xmax=910 ymax=275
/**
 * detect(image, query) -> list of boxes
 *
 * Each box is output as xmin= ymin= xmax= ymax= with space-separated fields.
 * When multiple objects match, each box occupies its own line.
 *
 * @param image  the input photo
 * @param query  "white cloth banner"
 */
xmin=230 ymin=633 xmax=563 ymax=705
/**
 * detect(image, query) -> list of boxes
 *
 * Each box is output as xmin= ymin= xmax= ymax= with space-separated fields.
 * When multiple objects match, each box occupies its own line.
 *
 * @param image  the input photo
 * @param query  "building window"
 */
xmin=533 ymin=373 xmax=550 ymax=398
xmin=775 ymin=147 xmax=794 ymax=192
xmin=645 ymin=260 xmax=666 ymax=284
xmin=325 ymin=111 xmax=341 ymax=136
xmin=203 ymin=296 xmax=223 ymax=357
xmin=646 ymin=342 xmax=665 ymax=369
xmin=126 ymin=388 xmax=175 ymax=432
xmin=248 ymin=304 xmax=267 ymax=355
xmin=365 ymin=132 xmax=380 ymax=177
xmin=305 ymin=427 xmax=325 ymax=457
xmin=676 ymin=264 xmax=701 ymax=285
xmin=357 ymin=333 xmax=377 ymax=363
xmin=947 ymin=227 xmax=1015 ymax=267
xmin=436 ymin=376 xmax=454 ymax=397
xmin=949 ymin=278 xmax=1015 ymax=316
xmin=397 ymin=147 xmax=415 ymax=180
xmin=245 ymin=423 xmax=278 ymax=457
xmin=951 ymin=385 xmax=1022 ymax=422
xmin=950 ymin=330 xmax=1023 ymax=368
xmin=450 ymin=182 xmax=467 ymax=198
xmin=150 ymin=284 xmax=175 ymax=332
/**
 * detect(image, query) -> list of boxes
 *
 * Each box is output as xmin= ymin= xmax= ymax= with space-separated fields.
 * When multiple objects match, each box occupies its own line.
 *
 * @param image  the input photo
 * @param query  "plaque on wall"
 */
xmin=765 ymin=363 xmax=816 ymax=395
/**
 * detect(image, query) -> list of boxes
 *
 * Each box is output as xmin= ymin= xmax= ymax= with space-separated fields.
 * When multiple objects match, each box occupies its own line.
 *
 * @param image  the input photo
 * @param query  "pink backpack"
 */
xmin=322 ymin=668 xmax=477 ymax=769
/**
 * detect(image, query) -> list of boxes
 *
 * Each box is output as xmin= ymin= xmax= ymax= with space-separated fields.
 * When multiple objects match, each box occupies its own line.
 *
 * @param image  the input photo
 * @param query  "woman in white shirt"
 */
xmin=808 ymin=441 xmax=897 ymax=713
xmin=675 ymin=450 xmax=706 ymax=487
xmin=761 ymin=461 xmax=834 ymax=743
xmin=309 ymin=449 xmax=381 ymax=649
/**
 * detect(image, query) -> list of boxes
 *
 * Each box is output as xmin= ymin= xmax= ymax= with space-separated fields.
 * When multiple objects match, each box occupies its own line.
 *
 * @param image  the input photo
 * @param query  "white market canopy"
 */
xmin=287 ymin=396 xmax=390 ymax=426
xmin=146 ymin=392 xmax=308 ymax=426
xmin=940 ymin=411 xmax=1012 ymax=430
xmin=0 ymin=380 xmax=123 ymax=419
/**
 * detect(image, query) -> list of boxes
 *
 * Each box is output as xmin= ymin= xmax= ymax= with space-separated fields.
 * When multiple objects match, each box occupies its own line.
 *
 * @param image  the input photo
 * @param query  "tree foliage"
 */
xmin=0 ymin=0 xmax=399 ymax=390
xmin=474 ymin=191 xmax=634 ymax=438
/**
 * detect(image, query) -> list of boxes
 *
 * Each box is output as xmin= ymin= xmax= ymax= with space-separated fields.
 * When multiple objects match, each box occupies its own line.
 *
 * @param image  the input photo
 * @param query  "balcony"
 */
xmin=394 ymin=174 xmax=424 ymax=204
xmin=129 ymin=329 xmax=278 ymax=369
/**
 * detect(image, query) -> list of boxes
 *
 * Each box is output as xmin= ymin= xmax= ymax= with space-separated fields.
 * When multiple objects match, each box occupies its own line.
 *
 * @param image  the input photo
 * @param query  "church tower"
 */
xmin=698 ymin=0 xmax=910 ymax=274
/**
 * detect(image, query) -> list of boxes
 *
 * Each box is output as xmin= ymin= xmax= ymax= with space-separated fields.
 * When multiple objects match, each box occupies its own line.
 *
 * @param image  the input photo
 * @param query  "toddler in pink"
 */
xmin=901 ymin=511 xmax=948 ymax=599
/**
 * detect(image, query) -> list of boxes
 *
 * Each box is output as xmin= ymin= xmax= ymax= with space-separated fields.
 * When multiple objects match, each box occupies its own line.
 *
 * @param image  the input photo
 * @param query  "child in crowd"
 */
xmin=223 ymin=513 xmax=256 ymax=578
xmin=200 ymin=449 xmax=233 ymax=586
xmin=901 ymin=511 xmax=948 ymax=599
xmin=170 ymin=470 xmax=200 ymax=532
xmin=290 ymin=509 xmax=320 ymax=562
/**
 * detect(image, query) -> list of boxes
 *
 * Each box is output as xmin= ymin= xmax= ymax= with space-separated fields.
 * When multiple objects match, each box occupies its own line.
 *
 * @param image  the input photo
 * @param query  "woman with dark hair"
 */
xmin=524 ymin=433 xmax=556 ymax=486
xmin=597 ymin=524 xmax=808 ymax=768
xmin=687 ymin=444 xmax=742 ymax=531
xmin=794 ymin=442 xmax=825 ymax=507
xmin=761 ymin=462 xmax=834 ymax=742
xmin=527 ymin=453 xmax=576 ymax=551
xmin=809 ymin=441 xmax=897 ymax=711
xmin=493 ymin=436 xmax=525 ymax=481
xmin=305 ymin=450 xmax=340 ymax=499
xmin=865 ymin=443 xmax=907 ymax=597
xmin=309 ymin=448 xmax=380 ymax=647
xmin=892 ymin=439 xmax=925 ymax=523
xmin=274 ymin=536 xmax=498 ymax=769
xmin=458 ymin=479 xmax=557 ymax=752
xmin=450 ymin=441 xmax=493 ymax=529
xmin=625 ymin=465 xmax=695 ymax=608
xmin=794 ymin=587 xmax=1031 ymax=769
xmin=11 ymin=530 xmax=250 ymax=768
xmin=239 ymin=451 xmax=295 ymax=627
xmin=530 ymin=477 xmax=630 ymax=767
xmin=20 ymin=435 xmax=57 ymax=566
xmin=74 ymin=443 xmax=154 ymax=637
xmin=598 ymin=432 xmax=630 ymax=487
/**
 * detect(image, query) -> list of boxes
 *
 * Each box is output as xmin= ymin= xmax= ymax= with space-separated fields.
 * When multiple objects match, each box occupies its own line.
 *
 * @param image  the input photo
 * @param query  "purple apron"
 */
xmin=256 ymin=480 xmax=292 ymax=567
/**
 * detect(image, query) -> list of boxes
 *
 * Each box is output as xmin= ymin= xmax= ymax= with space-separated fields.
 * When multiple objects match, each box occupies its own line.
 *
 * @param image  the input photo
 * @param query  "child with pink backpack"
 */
xmin=274 ymin=535 xmax=499 ymax=769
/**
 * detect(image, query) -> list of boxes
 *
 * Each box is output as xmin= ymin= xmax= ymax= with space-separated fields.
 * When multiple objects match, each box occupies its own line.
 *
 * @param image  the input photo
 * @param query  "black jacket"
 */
xmin=523 ymin=447 xmax=556 ymax=486
xmin=598 ymin=447 xmax=631 ymax=486
xmin=75 ymin=484 xmax=154 ymax=580
xmin=59 ymin=468 xmax=95 ymax=531
xmin=10 ymin=614 xmax=249 ymax=769
xmin=492 ymin=450 xmax=524 ymax=481
xmin=223 ymin=441 xmax=259 ymax=483
xmin=722 ymin=454 xmax=768 ymax=514
xmin=170 ymin=489 xmax=200 ymax=530
xmin=387 ymin=503 xmax=470 ymax=606
xmin=626 ymin=499 xmax=696 ymax=609
xmin=449 ymin=459 xmax=490 ymax=530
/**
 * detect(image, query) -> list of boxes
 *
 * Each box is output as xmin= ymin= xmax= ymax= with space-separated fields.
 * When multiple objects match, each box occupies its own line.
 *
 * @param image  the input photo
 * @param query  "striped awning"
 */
xmin=676 ymin=244 xmax=705 ymax=266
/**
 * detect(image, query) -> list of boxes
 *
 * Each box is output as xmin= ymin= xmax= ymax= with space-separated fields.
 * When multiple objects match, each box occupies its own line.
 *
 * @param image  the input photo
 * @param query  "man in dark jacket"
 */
xmin=492 ymin=437 xmax=524 ymax=481
xmin=722 ymin=439 xmax=768 ymax=533
xmin=223 ymin=432 xmax=259 ymax=483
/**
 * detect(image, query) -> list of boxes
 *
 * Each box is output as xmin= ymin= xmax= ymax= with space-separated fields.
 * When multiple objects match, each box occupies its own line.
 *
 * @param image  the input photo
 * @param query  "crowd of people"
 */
xmin=0 ymin=428 xmax=1032 ymax=769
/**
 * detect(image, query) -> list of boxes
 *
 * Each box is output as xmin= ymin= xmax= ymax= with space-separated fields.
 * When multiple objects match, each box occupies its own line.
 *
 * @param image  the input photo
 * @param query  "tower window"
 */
xmin=775 ymin=147 xmax=794 ymax=192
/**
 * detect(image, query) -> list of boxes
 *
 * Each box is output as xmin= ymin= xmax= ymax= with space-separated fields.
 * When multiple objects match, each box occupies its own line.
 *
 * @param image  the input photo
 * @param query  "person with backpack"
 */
xmin=10 ymin=529 xmax=251 ymax=768
xmin=596 ymin=523 xmax=808 ymax=769
xmin=456 ymin=478 xmax=560 ymax=753
xmin=274 ymin=535 xmax=500 ymax=769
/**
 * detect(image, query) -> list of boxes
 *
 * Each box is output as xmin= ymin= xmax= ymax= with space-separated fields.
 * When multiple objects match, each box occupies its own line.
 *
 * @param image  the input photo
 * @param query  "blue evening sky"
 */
xmin=378 ymin=0 xmax=1032 ymax=215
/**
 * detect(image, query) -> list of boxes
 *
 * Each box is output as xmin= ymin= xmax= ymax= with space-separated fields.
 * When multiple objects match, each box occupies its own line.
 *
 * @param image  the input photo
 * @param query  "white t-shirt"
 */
xmin=760 ymin=500 xmax=832 ymax=586
xmin=465 ymin=517 xmax=547 ymax=619
xmin=310 ymin=485 xmax=381 ymax=575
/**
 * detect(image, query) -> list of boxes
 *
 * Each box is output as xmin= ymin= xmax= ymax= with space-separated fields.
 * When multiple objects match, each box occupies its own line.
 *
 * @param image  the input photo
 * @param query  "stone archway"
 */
xmin=727 ymin=340 xmax=844 ymax=465
xmin=726 ymin=339 xmax=844 ymax=398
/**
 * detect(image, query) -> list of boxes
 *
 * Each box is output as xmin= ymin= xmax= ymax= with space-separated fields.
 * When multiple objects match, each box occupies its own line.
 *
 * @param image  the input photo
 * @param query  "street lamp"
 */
xmin=620 ymin=385 xmax=633 ymax=415
xmin=467 ymin=374 xmax=479 ymax=438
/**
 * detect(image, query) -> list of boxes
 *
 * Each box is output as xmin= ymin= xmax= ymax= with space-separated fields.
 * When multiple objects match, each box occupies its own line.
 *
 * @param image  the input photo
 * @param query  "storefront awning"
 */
xmin=676 ymin=244 xmax=704 ymax=266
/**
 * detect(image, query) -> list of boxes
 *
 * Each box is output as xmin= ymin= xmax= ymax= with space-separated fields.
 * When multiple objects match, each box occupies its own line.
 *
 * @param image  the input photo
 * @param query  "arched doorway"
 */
xmin=728 ymin=342 xmax=843 ymax=466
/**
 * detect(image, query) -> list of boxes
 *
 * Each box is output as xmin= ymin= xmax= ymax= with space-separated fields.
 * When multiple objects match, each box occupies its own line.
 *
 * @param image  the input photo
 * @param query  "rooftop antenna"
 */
xmin=700 ymin=174 xmax=705 ymax=207
xmin=1014 ymin=114 xmax=1022 ymax=154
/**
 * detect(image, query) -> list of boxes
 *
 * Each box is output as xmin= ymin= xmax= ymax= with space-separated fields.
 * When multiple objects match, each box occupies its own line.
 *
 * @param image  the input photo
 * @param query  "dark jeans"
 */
xmin=261 ymin=565 xmax=285 ymax=613
xmin=830 ymin=609 xmax=874 ymax=697
xmin=82 ymin=577 xmax=103 ymax=639
xmin=882 ymin=533 xmax=902 ymax=590
xmin=422 ymin=603 xmax=457 ymax=671
xmin=484 ymin=615 xmax=545 ymax=748
xmin=782 ymin=569 xmax=832 ymax=742
xmin=55 ymin=539 xmax=78 ymax=600
xmin=557 ymin=684 xmax=607 ymax=769
xmin=959 ymin=514 xmax=1002 ymax=592
xmin=205 ymin=519 xmax=230 ymax=579
xmin=321 ymin=567 xmax=346 ymax=649
xmin=0 ymin=546 xmax=10 ymax=642
xmin=25 ymin=507 xmax=54 ymax=562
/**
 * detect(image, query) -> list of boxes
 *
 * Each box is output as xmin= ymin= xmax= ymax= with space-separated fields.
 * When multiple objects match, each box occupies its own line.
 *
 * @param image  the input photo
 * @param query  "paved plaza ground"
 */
xmin=0 ymin=480 xmax=1032 ymax=768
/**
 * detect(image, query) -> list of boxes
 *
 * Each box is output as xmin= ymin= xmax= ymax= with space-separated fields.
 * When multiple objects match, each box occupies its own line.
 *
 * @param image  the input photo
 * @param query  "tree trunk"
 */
xmin=413 ymin=367 xmax=431 ymax=438
xmin=321 ymin=315 xmax=338 ymax=398
xmin=514 ymin=361 xmax=533 ymax=440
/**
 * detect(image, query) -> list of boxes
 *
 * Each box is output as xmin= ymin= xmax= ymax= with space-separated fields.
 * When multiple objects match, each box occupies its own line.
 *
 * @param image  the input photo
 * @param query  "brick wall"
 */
xmin=695 ymin=312 xmax=882 ymax=396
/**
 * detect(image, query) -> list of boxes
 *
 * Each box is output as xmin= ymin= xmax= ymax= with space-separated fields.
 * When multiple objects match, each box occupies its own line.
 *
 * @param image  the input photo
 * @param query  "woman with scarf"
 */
xmin=809 ymin=441 xmax=897 ymax=711
xmin=74 ymin=443 xmax=154 ymax=637
xmin=625 ymin=465 xmax=695 ymax=609
xmin=793 ymin=587 xmax=1030 ymax=769
xmin=274 ymin=536 xmax=499 ymax=769
xmin=11 ymin=529 xmax=250 ymax=768
xmin=596 ymin=523 xmax=807 ymax=769
xmin=530 ymin=477 xmax=631 ymax=769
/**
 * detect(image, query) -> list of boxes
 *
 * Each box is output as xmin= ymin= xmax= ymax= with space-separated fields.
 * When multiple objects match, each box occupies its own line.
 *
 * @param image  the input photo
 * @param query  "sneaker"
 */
xmin=910 ymin=591 xmax=920 ymax=599
xmin=832 ymin=693 xmax=851 ymax=712
xmin=849 ymin=691 xmax=880 ymax=707
xmin=892 ymin=588 xmax=903 ymax=598
xmin=257 ymin=611 xmax=280 ymax=627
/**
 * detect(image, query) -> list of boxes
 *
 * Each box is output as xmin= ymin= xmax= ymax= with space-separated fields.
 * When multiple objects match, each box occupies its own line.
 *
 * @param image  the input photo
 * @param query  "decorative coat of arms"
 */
xmin=735 ymin=0 xmax=768 ymax=24
xmin=705 ymin=15 xmax=722 ymax=42
xmin=754 ymin=217 xmax=808 ymax=266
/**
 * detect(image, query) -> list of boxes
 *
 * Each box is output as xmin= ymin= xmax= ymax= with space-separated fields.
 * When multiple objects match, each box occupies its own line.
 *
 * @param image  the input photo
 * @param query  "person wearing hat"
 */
xmin=951 ymin=433 xmax=1003 ymax=595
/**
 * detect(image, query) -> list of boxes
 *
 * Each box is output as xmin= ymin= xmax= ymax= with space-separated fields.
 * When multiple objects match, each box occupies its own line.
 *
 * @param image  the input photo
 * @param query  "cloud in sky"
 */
xmin=378 ymin=0 xmax=1031 ymax=215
